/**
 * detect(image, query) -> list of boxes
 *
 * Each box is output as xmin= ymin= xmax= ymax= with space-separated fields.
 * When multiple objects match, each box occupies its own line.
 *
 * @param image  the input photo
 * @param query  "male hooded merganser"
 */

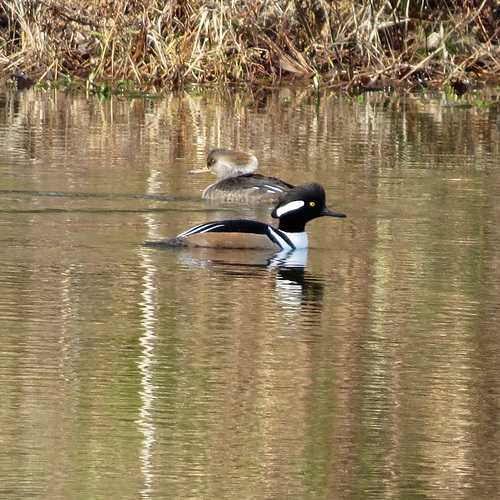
xmin=147 ymin=183 xmax=346 ymax=250
xmin=189 ymin=148 xmax=294 ymax=203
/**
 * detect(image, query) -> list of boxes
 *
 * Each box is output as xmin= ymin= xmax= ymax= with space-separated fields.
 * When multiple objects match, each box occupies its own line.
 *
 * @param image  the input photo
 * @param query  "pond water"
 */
xmin=1 ymin=86 xmax=500 ymax=499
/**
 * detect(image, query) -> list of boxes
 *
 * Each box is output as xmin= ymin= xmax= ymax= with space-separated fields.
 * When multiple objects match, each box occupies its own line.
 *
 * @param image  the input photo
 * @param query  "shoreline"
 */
xmin=1 ymin=1 xmax=499 ymax=93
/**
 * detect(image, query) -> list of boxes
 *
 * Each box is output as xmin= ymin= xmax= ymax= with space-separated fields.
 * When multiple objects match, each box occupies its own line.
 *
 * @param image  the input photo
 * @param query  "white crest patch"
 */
xmin=274 ymin=200 xmax=305 ymax=218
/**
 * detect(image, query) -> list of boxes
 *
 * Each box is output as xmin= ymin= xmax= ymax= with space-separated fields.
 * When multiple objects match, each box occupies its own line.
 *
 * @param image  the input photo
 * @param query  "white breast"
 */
xmin=281 ymin=231 xmax=308 ymax=249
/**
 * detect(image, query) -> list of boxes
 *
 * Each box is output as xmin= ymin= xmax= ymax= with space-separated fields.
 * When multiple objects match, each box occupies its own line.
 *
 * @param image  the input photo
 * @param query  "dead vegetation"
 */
xmin=1 ymin=0 xmax=499 ymax=92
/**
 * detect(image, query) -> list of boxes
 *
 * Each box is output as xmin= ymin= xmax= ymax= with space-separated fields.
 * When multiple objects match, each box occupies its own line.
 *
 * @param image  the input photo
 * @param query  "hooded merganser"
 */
xmin=189 ymin=148 xmax=294 ymax=203
xmin=146 ymin=183 xmax=346 ymax=250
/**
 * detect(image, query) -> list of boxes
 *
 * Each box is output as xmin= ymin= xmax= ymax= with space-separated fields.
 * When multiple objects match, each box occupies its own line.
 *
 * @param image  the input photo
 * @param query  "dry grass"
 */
xmin=1 ymin=0 xmax=499 ymax=91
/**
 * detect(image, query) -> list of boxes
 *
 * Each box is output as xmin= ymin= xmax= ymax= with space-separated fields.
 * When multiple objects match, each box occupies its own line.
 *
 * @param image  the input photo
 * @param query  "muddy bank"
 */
xmin=1 ymin=1 xmax=499 ymax=93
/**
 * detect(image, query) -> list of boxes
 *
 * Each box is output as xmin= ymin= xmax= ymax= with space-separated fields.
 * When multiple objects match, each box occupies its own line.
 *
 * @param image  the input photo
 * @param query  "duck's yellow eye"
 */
xmin=309 ymin=201 xmax=315 ymax=207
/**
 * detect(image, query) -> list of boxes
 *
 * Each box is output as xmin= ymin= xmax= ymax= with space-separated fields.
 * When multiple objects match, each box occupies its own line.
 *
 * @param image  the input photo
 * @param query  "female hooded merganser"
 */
xmin=147 ymin=183 xmax=346 ymax=250
xmin=189 ymin=148 xmax=294 ymax=203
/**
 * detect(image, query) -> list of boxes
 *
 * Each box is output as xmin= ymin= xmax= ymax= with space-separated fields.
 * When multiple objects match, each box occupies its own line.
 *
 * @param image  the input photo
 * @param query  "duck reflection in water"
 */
xmin=173 ymin=247 xmax=327 ymax=331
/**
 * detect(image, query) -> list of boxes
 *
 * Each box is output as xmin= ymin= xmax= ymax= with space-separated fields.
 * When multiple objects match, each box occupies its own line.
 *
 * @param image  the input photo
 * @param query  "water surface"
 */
xmin=1 ymin=88 xmax=500 ymax=499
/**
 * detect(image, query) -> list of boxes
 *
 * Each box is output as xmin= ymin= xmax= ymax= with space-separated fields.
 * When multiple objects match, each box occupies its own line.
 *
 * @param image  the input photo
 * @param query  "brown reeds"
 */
xmin=1 ymin=0 xmax=499 ymax=91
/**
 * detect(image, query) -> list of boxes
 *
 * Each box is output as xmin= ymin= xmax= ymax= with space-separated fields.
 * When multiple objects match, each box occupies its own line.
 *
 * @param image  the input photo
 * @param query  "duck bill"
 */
xmin=188 ymin=166 xmax=211 ymax=175
xmin=322 ymin=208 xmax=346 ymax=218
